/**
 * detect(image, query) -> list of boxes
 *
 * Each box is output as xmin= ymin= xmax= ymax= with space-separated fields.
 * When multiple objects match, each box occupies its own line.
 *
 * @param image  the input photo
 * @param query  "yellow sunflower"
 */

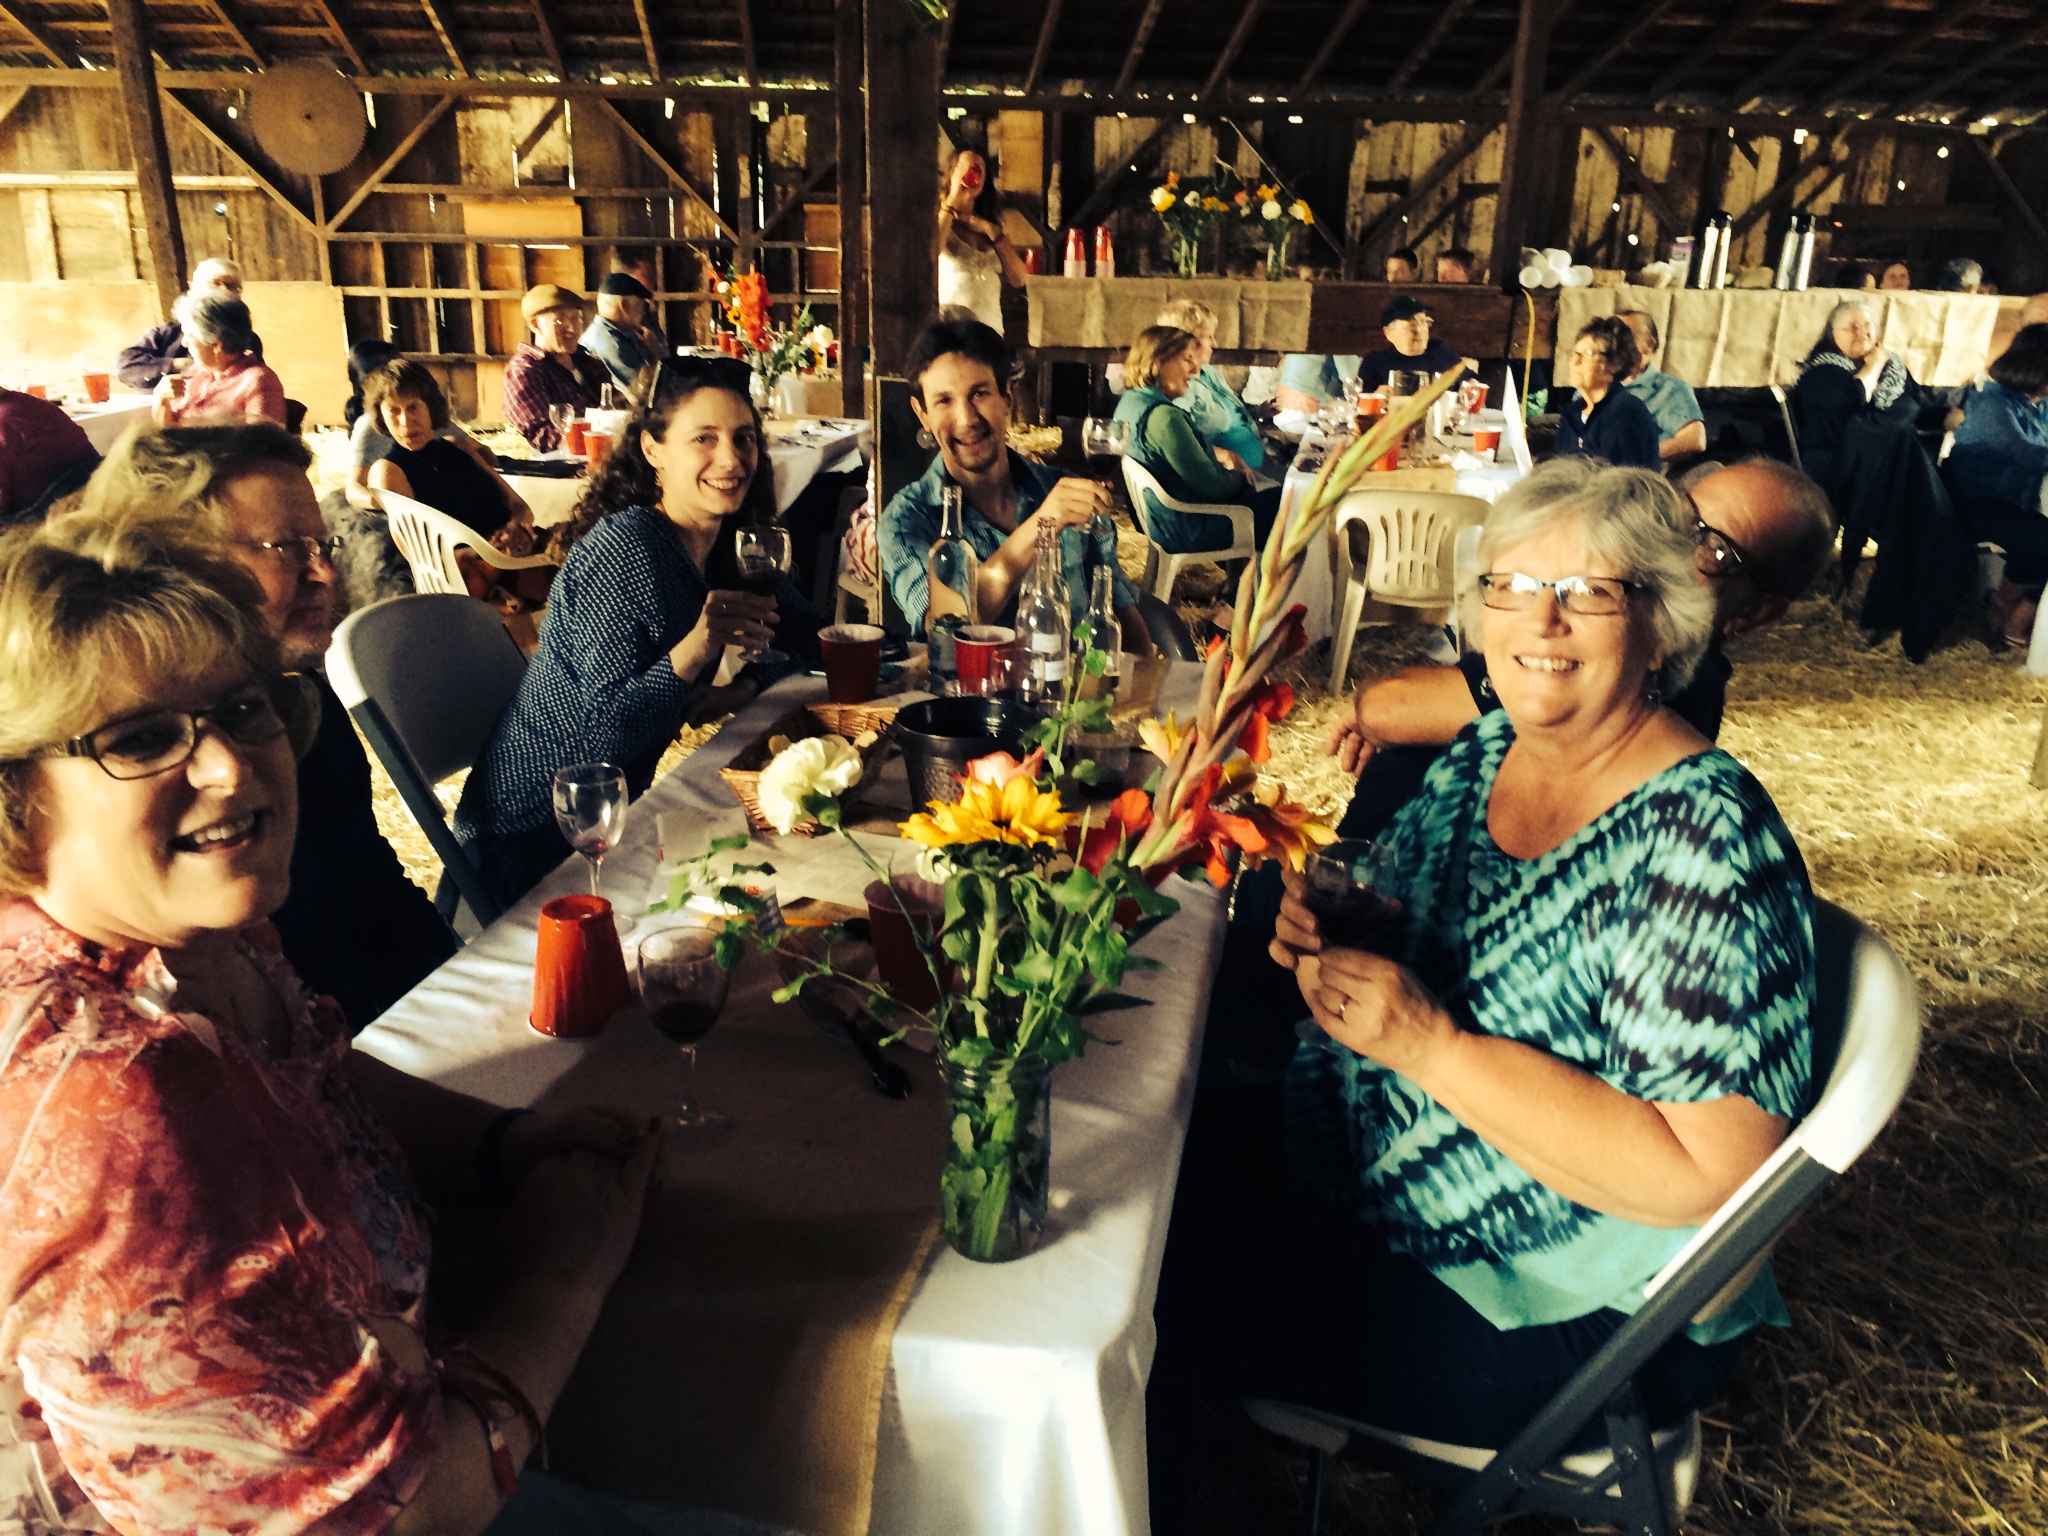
xmin=901 ymin=775 xmax=1076 ymax=849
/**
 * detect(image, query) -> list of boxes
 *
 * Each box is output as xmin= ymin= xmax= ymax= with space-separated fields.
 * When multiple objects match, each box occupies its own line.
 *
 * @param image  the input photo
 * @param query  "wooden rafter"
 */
xmin=1021 ymin=0 xmax=1062 ymax=96
xmin=513 ymin=95 xmax=566 ymax=165
xmin=761 ymin=154 xmax=835 ymax=234
xmin=1070 ymin=115 xmax=1171 ymax=229
xmin=1730 ymin=131 xmax=1847 ymax=238
xmin=326 ymin=93 xmax=454 ymax=229
xmin=526 ymin=0 xmax=564 ymax=77
xmin=1386 ymin=0 xmax=1478 ymax=92
xmin=1466 ymin=0 xmax=1579 ymax=101
xmin=1815 ymin=0 xmax=1996 ymax=112
xmin=0 ymin=0 xmax=82 ymax=67
xmin=162 ymin=88 xmax=317 ymax=232
xmin=194 ymin=0 xmax=264 ymax=68
xmin=1588 ymin=123 xmax=1681 ymax=230
xmin=302 ymin=0 xmax=368 ymax=75
xmin=1972 ymin=135 xmax=2048 ymax=254
xmin=1356 ymin=119 xmax=1493 ymax=254
xmin=1197 ymin=0 xmax=1268 ymax=100
xmin=1884 ymin=10 xmax=2048 ymax=118
xmin=737 ymin=0 xmax=757 ymax=85
xmin=1637 ymin=0 xmax=1777 ymax=106
xmin=107 ymin=0 xmax=182 ymax=311
xmin=1727 ymin=0 xmax=1888 ymax=110
xmin=415 ymin=0 xmax=469 ymax=77
xmin=1490 ymin=0 xmax=1558 ymax=283
xmin=1111 ymin=0 xmax=1166 ymax=97
xmin=1298 ymin=0 xmax=1370 ymax=92
xmin=0 ymin=83 xmax=25 ymax=126
xmin=593 ymin=96 xmax=737 ymax=242
xmin=633 ymin=0 xmax=661 ymax=81
xmin=1555 ymin=0 xmax=1684 ymax=100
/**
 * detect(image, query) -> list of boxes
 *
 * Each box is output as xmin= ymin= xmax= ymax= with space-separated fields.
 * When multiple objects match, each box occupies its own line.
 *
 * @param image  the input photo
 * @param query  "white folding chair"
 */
xmin=376 ymin=487 xmax=556 ymax=597
xmin=1327 ymin=489 xmax=1487 ymax=689
xmin=325 ymin=594 xmax=529 ymax=930
xmin=1122 ymin=457 xmax=1258 ymax=603
xmin=1768 ymin=382 xmax=1803 ymax=471
xmin=1247 ymin=897 xmax=1922 ymax=1536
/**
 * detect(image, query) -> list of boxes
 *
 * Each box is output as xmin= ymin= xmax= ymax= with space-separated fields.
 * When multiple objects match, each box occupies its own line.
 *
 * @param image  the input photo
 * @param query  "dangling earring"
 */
xmin=1477 ymin=672 xmax=1495 ymax=698
xmin=1645 ymin=676 xmax=1664 ymax=710
xmin=917 ymin=428 xmax=938 ymax=450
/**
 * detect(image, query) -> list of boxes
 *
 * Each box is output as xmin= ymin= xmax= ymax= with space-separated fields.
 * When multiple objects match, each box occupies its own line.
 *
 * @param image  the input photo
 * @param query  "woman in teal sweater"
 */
xmin=1114 ymin=325 xmax=1282 ymax=554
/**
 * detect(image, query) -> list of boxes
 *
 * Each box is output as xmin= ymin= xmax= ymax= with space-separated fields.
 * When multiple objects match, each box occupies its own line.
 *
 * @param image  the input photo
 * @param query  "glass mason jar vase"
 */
xmin=937 ymin=1052 xmax=1052 ymax=1263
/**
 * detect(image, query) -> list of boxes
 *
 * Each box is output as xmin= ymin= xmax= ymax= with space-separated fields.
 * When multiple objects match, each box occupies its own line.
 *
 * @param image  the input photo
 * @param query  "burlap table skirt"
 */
xmin=1026 ymin=276 xmax=1313 ymax=352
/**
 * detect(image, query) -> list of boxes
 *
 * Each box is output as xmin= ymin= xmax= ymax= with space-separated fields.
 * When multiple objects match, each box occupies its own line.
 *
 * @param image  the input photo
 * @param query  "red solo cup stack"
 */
xmin=1094 ymin=226 xmax=1116 ymax=280
xmin=1064 ymin=229 xmax=1088 ymax=279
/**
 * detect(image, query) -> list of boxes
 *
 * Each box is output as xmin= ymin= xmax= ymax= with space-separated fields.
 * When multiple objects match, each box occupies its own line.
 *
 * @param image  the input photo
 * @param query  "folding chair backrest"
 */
xmin=379 ymin=488 xmax=479 ymax=594
xmin=1333 ymin=489 xmax=1488 ymax=606
xmin=1769 ymin=383 xmax=1803 ymax=471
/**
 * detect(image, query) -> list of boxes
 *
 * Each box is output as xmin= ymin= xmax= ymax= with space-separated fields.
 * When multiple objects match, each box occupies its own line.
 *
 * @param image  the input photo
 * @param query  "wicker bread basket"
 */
xmin=716 ymin=702 xmax=898 ymax=834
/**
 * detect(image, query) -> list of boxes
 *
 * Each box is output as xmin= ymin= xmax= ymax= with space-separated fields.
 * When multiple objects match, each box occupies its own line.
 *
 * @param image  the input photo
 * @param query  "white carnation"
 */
xmin=1261 ymin=200 xmax=1282 ymax=221
xmin=756 ymin=735 xmax=863 ymax=834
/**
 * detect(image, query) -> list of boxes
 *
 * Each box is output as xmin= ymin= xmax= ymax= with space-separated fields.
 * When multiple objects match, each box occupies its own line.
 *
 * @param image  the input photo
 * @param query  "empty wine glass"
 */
xmin=548 ymin=403 xmax=577 ymax=450
xmin=553 ymin=762 xmax=628 ymax=903
xmin=734 ymin=524 xmax=793 ymax=664
xmin=637 ymin=926 xmax=732 ymax=1134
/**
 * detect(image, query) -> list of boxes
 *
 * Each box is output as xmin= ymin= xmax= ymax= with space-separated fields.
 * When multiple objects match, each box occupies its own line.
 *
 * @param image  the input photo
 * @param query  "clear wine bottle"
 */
xmin=1017 ymin=519 xmax=1070 ymax=711
xmin=926 ymin=485 xmax=979 ymax=695
xmin=1086 ymin=561 xmax=1121 ymax=686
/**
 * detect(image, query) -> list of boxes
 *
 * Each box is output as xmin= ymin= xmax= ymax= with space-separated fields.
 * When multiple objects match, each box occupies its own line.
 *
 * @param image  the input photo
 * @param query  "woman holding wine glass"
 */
xmin=455 ymin=357 xmax=823 ymax=910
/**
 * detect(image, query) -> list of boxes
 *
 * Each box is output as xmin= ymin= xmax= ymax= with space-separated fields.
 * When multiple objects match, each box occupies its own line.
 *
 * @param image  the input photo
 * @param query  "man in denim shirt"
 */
xmin=881 ymin=319 xmax=1148 ymax=651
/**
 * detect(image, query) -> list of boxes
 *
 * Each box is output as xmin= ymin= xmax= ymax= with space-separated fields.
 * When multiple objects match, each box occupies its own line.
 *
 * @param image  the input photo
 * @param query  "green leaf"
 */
xmin=950 ymin=1113 xmax=975 ymax=1156
xmin=709 ymin=834 xmax=753 ymax=854
xmin=1049 ymin=866 xmax=1099 ymax=912
xmin=1083 ymin=648 xmax=1107 ymax=677
xmin=1069 ymin=758 xmax=1102 ymax=786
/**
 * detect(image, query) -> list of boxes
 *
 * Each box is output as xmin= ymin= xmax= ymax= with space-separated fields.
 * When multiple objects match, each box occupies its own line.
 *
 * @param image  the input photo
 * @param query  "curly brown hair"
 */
xmin=361 ymin=358 xmax=451 ymax=432
xmin=1573 ymin=315 xmax=1641 ymax=380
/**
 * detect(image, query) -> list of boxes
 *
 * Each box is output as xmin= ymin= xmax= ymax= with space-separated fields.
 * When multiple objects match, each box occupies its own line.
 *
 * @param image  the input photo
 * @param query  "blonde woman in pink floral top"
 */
xmin=151 ymin=291 xmax=286 ymax=430
xmin=0 ymin=537 xmax=765 ymax=1536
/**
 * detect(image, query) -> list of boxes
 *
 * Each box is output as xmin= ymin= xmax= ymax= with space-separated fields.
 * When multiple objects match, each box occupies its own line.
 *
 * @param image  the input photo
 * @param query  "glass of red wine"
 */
xmin=1296 ymin=838 xmax=1401 ymax=1053
xmin=734 ymin=523 xmax=792 ymax=664
xmin=552 ymin=761 xmax=630 ymax=919
xmin=637 ymin=926 xmax=732 ymax=1133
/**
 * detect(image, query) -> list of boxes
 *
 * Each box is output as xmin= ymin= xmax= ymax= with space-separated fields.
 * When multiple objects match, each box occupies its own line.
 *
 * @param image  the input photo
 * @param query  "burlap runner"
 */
xmin=537 ymin=946 xmax=943 ymax=1536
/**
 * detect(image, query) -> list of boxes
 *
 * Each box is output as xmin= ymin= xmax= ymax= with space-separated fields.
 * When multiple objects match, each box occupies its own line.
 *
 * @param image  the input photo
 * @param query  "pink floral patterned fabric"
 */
xmin=0 ymin=901 xmax=442 ymax=1535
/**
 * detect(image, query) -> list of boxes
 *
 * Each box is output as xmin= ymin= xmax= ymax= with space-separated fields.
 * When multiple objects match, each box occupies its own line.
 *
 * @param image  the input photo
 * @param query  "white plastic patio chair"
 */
xmin=1327 ymin=489 xmax=1487 ymax=689
xmin=326 ymin=593 xmax=529 ymax=930
xmin=376 ymin=487 xmax=556 ymax=597
xmin=1245 ymin=896 xmax=1922 ymax=1536
xmin=1122 ymin=457 xmax=1258 ymax=603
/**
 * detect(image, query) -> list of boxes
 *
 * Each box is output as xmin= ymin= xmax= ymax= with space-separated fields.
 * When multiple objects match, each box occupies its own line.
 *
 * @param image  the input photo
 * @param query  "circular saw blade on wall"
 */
xmin=247 ymin=63 xmax=367 ymax=176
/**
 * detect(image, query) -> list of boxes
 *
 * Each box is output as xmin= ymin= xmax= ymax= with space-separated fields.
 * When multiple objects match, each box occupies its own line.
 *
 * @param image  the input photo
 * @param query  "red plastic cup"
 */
xmin=954 ymin=624 xmax=1016 ymax=695
xmin=531 ymin=894 xmax=633 ymax=1038
xmin=865 ymin=876 xmax=949 ymax=1012
xmin=82 ymin=372 xmax=111 ymax=404
xmin=1064 ymin=228 xmax=1087 ymax=278
xmin=1372 ymin=444 xmax=1402 ymax=472
xmin=1022 ymin=247 xmax=1044 ymax=275
xmin=1460 ymin=380 xmax=1489 ymax=416
xmin=1094 ymin=225 xmax=1115 ymax=277
xmin=566 ymin=419 xmax=589 ymax=456
xmin=1357 ymin=392 xmax=1387 ymax=418
xmin=24 ymin=385 xmax=46 ymax=400
xmin=584 ymin=430 xmax=611 ymax=472
xmin=819 ymin=622 xmax=884 ymax=703
xmin=1470 ymin=426 xmax=1502 ymax=459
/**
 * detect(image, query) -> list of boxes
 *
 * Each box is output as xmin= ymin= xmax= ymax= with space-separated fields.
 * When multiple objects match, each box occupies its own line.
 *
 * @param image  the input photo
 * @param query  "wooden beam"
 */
xmin=106 ymin=0 xmax=185 ymax=315
xmin=1069 ymin=115 xmax=1172 ymax=230
xmin=1885 ymin=12 xmax=2048 ymax=119
xmin=0 ymin=0 xmax=82 ymax=67
xmin=0 ymin=169 xmax=255 ymax=187
xmin=513 ymin=96 xmax=566 ymax=165
xmin=1197 ymin=0 xmax=1269 ymax=100
xmin=0 ymin=84 xmax=26 ymax=129
xmin=593 ymin=96 xmax=738 ymax=242
xmin=302 ymin=0 xmax=369 ymax=76
xmin=1816 ymin=0 xmax=1997 ymax=112
xmin=835 ymin=0 xmax=865 ymax=425
xmin=1408 ymin=177 xmax=1492 ymax=247
xmin=526 ymin=0 xmax=564 ymax=78
xmin=1731 ymin=132 xmax=1848 ymax=239
xmin=1111 ymin=0 xmax=1166 ymax=97
xmin=632 ymin=0 xmax=661 ymax=81
xmin=737 ymin=0 xmax=757 ymax=85
xmin=326 ymin=93 xmax=454 ymax=229
xmin=1972 ymin=134 xmax=2048 ymax=257
xmin=1491 ymin=0 xmax=1559 ymax=285
xmin=864 ymin=0 xmax=940 ymax=375
xmin=761 ymin=154 xmax=835 ymax=235
xmin=1021 ymin=0 xmax=1063 ymax=97
xmin=193 ymin=0 xmax=264 ymax=68
xmin=1588 ymin=123 xmax=1681 ymax=231
xmin=1728 ymin=0 xmax=1889 ymax=110
xmin=1387 ymin=0 xmax=1478 ymax=92
xmin=1555 ymin=0 xmax=1682 ymax=101
xmin=1298 ymin=0 xmax=1370 ymax=92
xmin=1637 ymin=0 xmax=1777 ymax=106
xmin=162 ymin=90 xmax=318 ymax=233
xmin=415 ymin=0 xmax=469 ymax=77
xmin=1358 ymin=119 xmax=1494 ymax=255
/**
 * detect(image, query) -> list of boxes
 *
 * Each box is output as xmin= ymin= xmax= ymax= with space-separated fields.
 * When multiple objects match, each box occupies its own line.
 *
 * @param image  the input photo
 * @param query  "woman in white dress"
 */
xmin=936 ymin=148 xmax=1026 ymax=336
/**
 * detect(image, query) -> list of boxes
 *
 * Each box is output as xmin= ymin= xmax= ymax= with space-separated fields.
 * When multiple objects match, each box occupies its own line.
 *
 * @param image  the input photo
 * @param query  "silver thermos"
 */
xmin=1774 ymin=213 xmax=1817 ymax=290
xmin=1693 ymin=212 xmax=1731 ymax=289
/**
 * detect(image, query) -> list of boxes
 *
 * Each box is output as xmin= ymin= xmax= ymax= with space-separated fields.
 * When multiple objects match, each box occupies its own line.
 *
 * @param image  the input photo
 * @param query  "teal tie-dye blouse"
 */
xmin=1286 ymin=710 xmax=1815 ymax=1340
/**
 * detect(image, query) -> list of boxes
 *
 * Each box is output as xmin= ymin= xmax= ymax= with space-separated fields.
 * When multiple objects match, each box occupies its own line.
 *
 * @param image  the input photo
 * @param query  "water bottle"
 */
xmin=1017 ymin=520 xmax=1070 ymax=711
xmin=926 ymin=485 xmax=978 ymax=695
xmin=1086 ymin=562 xmax=1122 ymax=689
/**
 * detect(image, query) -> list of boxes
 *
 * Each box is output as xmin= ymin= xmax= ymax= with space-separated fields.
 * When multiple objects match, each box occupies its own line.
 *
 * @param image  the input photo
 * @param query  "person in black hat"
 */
xmin=580 ymin=271 xmax=669 ymax=395
xmin=1356 ymin=295 xmax=1464 ymax=392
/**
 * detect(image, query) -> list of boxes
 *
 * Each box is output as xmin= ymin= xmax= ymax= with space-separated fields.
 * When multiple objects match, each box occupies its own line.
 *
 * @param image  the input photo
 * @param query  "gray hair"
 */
xmin=1937 ymin=256 xmax=1982 ymax=292
xmin=189 ymin=256 xmax=243 ymax=292
xmin=1616 ymin=308 xmax=1659 ymax=352
xmin=174 ymin=290 xmax=257 ymax=355
xmin=1455 ymin=458 xmax=1716 ymax=691
xmin=1825 ymin=299 xmax=1876 ymax=335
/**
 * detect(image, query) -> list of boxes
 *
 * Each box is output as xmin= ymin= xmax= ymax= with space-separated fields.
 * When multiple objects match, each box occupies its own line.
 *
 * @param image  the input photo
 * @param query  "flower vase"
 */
xmin=1266 ymin=231 xmax=1293 ymax=282
xmin=1172 ymin=236 xmax=1201 ymax=280
xmin=938 ymin=1052 xmax=1052 ymax=1262
xmin=750 ymin=369 xmax=775 ymax=417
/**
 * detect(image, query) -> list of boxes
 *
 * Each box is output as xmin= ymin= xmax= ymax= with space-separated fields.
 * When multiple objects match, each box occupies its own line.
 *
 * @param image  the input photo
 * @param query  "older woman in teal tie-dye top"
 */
xmin=1157 ymin=458 xmax=1815 ymax=1466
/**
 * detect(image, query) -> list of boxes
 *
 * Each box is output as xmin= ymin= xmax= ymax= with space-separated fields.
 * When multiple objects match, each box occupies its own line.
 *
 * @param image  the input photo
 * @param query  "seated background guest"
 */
xmin=1156 ymin=298 xmax=1265 ymax=471
xmin=345 ymin=350 xmax=489 ymax=513
xmin=51 ymin=423 xmax=457 ymax=1029
xmin=882 ymin=319 xmax=1143 ymax=646
xmin=0 ymin=387 xmax=97 ymax=525
xmin=1553 ymin=316 xmax=1661 ymax=470
xmin=1938 ymin=257 xmax=1984 ymax=293
xmin=1616 ymin=309 xmax=1708 ymax=463
xmin=1384 ymin=247 xmax=1421 ymax=282
xmin=1879 ymin=260 xmax=1913 ymax=291
xmin=1434 ymin=246 xmax=1477 ymax=284
xmin=1152 ymin=460 xmax=1814 ymax=1520
xmin=581 ymin=271 xmax=668 ymax=396
xmin=456 ymin=358 xmax=822 ymax=909
xmin=1789 ymin=299 xmax=1923 ymax=484
xmin=1273 ymin=351 xmax=1364 ymax=414
xmin=502 ymin=284 xmax=609 ymax=452
xmin=1357 ymin=296 xmax=1464 ymax=392
xmin=345 ymin=337 xmax=400 ymax=431
xmin=1113 ymin=325 xmax=1282 ymax=553
xmin=1832 ymin=261 xmax=1876 ymax=290
xmin=115 ymin=256 xmax=262 ymax=391
xmin=151 ymin=291 xmax=285 ymax=429
xmin=0 ymin=535 xmax=773 ymax=1536
xmin=1943 ymin=322 xmax=2048 ymax=647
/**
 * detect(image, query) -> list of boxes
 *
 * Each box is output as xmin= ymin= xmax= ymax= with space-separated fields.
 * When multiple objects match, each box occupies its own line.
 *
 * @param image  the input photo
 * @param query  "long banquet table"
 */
xmin=355 ymin=668 xmax=1227 ymax=1536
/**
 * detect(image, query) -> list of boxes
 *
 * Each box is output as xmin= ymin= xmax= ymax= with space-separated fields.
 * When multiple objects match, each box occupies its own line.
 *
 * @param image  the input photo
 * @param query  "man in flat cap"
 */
xmin=502 ymin=282 xmax=610 ymax=451
xmin=581 ymin=272 xmax=669 ymax=395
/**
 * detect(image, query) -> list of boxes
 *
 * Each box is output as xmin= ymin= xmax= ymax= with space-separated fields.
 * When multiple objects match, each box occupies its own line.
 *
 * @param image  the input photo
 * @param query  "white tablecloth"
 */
xmin=503 ymin=417 xmax=873 ymax=528
xmin=66 ymin=398 xmax=154 ymax=453
xmin=355 ymin=669 xmax=1224 ymax=1536
xmin=1279 ymin=431 xmax=1523 ymax=647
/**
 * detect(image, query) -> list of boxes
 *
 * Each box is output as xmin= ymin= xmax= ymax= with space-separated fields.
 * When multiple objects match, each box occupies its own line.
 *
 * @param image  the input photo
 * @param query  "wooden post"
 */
xmin=835 ymin=0 xmax=866 ymax=426
xmin=106 ymin=0 xmax=186 ymax=317
xmin=1489 ymin=0 xmax=1557 ymax=289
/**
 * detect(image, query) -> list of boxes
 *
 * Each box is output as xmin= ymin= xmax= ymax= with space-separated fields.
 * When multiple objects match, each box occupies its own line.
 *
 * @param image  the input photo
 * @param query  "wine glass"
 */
xmin=552 ymin=762 xmax=628 ymax=903
xmin=1080 ymin=417 xmax=1127 ymax=537
xmin=548 ymin=403 xmax=577 ymax=451
xmin=637 ymin=926 xmax=731 ymax=1134
xmin=734 ymin=524 xmax=793 ymax=664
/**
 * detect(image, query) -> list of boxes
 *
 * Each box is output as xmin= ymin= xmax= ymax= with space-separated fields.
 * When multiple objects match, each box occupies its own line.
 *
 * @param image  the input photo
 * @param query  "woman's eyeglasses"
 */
xmin=21 ymin=676 xmax=306 ymax=781
xmin=241 ymin=534 xmax=343 ymax=571
xmin=1477 ymin=572 xmax=1644 ymax=616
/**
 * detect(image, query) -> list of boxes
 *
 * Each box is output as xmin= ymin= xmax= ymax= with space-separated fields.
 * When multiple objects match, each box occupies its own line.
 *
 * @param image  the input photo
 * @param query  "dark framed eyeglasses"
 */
xmin=1693 ymin=517 xmax=1773 ymax=592
xmin=21 ymin=675 xmax=308 ymax=781
xmin=1477 ymin=571 xmax=1644 ymax=616
xmin=651 ymin=354 xmax=755 ymax=403
xmin=241 ymin=534 xmax=343 ymax=571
